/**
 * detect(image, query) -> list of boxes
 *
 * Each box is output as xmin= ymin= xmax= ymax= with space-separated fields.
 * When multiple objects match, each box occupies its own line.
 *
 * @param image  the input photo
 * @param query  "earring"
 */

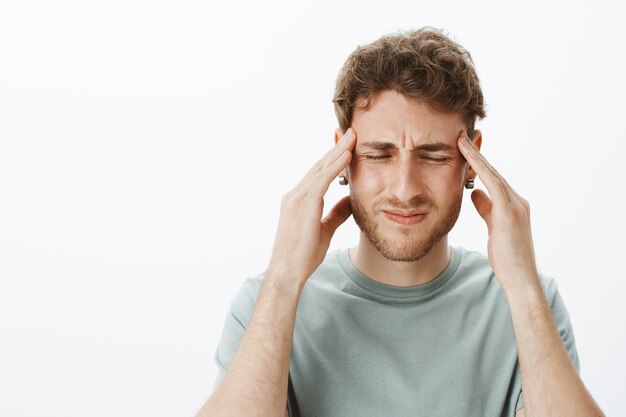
xmin=464 ymin=178 xmax=474 ymax=189
xmin=338 ymin=175 xmax=348 ymax=185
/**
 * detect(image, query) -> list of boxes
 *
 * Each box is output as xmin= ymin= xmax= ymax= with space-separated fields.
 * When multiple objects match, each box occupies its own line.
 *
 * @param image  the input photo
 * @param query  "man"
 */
xmin=196 ymin=27 xmax=605 ymax=417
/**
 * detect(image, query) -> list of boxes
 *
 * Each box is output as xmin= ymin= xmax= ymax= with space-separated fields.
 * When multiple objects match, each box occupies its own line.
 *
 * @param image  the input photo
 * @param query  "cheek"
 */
xmin=427 ymin=159 xmax=466 ymax=183
xmin=349 ymin=161 xmax=388 ymax=189
xmin=436 ymin=170 xmax=467 ymax=197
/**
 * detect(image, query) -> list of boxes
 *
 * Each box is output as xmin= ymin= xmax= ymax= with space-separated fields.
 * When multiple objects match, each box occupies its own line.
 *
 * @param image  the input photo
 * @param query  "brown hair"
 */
xmin=332 ymin=26 xmax=486 ymax=139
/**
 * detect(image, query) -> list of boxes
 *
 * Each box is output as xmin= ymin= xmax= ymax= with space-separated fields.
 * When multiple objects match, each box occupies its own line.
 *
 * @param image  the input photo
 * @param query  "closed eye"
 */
xmin=421 ymin=156 xmax=450 ymax=162
xmin=364 ymin=155 xmax=450 ymax=162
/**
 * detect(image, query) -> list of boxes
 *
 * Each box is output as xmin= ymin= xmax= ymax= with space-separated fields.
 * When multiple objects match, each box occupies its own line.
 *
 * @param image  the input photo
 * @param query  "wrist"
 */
xmin=503 ymin=278 xmax=549 ymax=315
xmin=500 ymin=268 xmax=542 ymax=296
xmin=264 ymin=266 xmax=308 ymax=296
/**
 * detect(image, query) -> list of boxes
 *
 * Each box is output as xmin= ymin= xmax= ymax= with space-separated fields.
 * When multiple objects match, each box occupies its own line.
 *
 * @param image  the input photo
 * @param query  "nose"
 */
xmin=387 ymin=155 xmax=425 ymax=203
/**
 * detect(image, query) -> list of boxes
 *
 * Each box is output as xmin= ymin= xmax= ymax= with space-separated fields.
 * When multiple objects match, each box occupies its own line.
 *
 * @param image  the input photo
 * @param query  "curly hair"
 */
xmin=332 ymin=26 xmax=486 ymax=139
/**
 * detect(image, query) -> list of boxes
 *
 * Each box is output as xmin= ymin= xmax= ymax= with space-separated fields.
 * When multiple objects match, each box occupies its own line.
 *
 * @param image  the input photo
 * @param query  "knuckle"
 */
xmin=313 ymin=159 xmax=325 ymax=171
xmin=314 ymin=170 xmax=327 ymax=181
xmin=513 ymin=205 xmax=527 ymax=220
xmin=281 ymin=191 xmax=294 ymax=204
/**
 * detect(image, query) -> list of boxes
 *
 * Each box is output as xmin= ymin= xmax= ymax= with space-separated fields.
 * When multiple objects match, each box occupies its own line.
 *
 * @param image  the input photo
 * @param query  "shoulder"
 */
xmin=454 ymin=246 xmax=558 ymax=299
xmin=227 ymin=271 xmax=265 ymax=328
xmin=228 ymin=249 xmax=343 ymax=324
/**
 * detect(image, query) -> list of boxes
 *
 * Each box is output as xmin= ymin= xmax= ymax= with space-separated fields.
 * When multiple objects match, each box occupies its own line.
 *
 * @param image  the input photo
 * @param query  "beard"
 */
xmin=350 ymin=190 xmax=462 ymax=262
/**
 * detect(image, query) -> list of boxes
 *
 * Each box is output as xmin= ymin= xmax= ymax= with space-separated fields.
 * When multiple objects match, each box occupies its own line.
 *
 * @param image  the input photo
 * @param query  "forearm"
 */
xmin=196 ymin=268 xmax=305 ymax=417
xmin=504 ymin=278 xmax=604 ymax=417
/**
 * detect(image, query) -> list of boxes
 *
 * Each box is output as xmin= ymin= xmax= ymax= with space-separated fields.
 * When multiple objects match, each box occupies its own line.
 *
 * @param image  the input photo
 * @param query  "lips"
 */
xmin=383 ymin=210 xmax=426 ymax=217
xmin=383 ymin=210 xmax=428 ymax=226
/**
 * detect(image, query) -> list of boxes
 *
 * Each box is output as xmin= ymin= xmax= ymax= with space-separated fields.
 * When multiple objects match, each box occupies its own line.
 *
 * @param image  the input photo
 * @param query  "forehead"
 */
xmin=352 ymin=90 xmax=465 ymax=148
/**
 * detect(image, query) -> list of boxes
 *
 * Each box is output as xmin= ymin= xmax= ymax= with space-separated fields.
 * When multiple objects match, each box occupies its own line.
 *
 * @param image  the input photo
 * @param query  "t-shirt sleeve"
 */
xmin=514 ymin=276 xmax=581 ymax=412
xmin=210 ymin=275 xmax=263 ymax=395
xmin=209 ymin=306 xmax=244 ymax=395
xmin=209 ymin=274 xmax=295 ymax=416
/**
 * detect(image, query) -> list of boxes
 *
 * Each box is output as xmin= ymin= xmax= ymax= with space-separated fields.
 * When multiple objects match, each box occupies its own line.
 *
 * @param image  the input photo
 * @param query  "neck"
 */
xmin=349 ymin=234 xmax=451 ymax=287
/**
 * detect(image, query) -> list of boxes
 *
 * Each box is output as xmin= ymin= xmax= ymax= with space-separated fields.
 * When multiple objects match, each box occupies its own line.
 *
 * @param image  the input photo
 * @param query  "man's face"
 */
xmin=336 ymin=89 xmax=480 ymax=262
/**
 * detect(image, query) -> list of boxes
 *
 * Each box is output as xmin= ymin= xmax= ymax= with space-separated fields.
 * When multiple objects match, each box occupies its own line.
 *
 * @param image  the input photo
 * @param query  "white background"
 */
xmin=1 ymin=0 xmax=624 ymax=416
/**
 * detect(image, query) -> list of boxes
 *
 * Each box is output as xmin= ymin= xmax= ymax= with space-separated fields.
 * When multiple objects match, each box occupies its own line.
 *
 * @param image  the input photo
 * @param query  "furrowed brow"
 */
xmin=358 ymin=141 xmax=454 ymax=152
xmin=416 ymin=142 xmax=454 ymax=152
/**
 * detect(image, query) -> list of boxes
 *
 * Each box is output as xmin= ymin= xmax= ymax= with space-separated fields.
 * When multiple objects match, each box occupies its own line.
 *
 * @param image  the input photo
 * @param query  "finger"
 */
xmin=458 ymin=131 xmax=514 ymax=205
xmin=470 ymin=189 xmax=493 ymax=230
xmin=295 ymin=128 xmax=355 ymax=191
xmin=314 ymin=127 xmax=356 ymax=173
xmin=320 ymin=195 xmax=352 ymax=241
xmin=458 ymin=132 xmax=529 ymax=208
xmin=310 ymin=149 xmax=353 ymax=197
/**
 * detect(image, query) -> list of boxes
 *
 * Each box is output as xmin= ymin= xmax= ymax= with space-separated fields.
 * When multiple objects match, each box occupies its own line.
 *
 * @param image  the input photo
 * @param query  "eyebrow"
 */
xmin=357 ymin=141 xmax=454 ymax=153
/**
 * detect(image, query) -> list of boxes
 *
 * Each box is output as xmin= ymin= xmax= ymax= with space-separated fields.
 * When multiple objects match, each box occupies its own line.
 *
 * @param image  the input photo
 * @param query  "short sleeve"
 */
xmin=210 ymin=275 xmax=264 ymax=394
xmin=208 ymin=274 xmax=295 ymax=416
xmin=514 ymin=277 xmax=581 ymax=412
xmin=210 ymin=307 xmax=245 ymax=395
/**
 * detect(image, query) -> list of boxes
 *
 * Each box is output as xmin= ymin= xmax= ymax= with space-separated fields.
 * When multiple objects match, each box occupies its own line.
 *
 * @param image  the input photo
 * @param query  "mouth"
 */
xmin=382 ymin=210 xmax=428 ymax=226
xmin=383 ymin=209 xmax=426 ymax=217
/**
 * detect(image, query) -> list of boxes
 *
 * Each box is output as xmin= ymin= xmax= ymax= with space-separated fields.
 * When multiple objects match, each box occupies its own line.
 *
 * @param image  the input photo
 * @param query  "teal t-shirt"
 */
xmin=211 ymin=246 xmax=580 ymax=417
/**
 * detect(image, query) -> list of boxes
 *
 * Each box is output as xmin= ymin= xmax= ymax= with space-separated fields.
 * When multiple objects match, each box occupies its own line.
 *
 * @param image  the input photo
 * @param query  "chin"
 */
xmin=374 ymin=230 xmax=444 ymax=262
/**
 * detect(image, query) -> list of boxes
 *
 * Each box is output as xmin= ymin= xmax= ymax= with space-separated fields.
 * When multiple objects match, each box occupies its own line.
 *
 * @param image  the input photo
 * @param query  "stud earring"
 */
xmin=464 ymin=178 xmax=475 ymax=189
xmin=338 ymin=175 xmax=348 ymax=185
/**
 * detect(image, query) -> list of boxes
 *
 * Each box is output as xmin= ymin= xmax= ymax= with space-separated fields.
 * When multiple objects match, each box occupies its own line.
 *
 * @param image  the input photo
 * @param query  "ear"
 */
xmin=335 ymin=127 xmax=350 ymax=179
xmin=334 ymin=127 xmax=344 ymax=145
xmin=466 ymin=129 xmax=483 ymax=180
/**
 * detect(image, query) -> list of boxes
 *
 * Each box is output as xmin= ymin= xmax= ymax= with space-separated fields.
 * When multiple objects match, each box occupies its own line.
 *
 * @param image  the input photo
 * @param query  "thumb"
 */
xmin=321 ymin=195 xmax=352 ymax=240
xmin=470 ymin=189 xmax=493 ymax=229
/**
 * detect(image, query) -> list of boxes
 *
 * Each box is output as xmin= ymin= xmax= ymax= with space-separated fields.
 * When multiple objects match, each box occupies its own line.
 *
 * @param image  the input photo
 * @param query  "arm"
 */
xmin=505 ymin=279 xmax=604 ymax=417
xmin=195 ymin=270 xmax=304 ymax=417
xmin=456 ymin=130 xmax=604 ymax=417
xmin=196 ymin=127 xmax=356 ymax=417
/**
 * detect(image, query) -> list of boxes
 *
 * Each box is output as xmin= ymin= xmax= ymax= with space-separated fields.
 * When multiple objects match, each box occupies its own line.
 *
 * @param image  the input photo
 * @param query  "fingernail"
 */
xmin=344 ymin=128 xmax=352 ymax=137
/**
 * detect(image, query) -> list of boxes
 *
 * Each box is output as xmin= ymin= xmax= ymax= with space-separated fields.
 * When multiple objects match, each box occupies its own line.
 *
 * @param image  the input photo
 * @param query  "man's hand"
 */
xmin=459 ymin=130 xmax=607 ymax=416
xmin=267 ymin=127 xmax=356 ymax=286
xmin=457 ymin=130 xmax=539 ymax=292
